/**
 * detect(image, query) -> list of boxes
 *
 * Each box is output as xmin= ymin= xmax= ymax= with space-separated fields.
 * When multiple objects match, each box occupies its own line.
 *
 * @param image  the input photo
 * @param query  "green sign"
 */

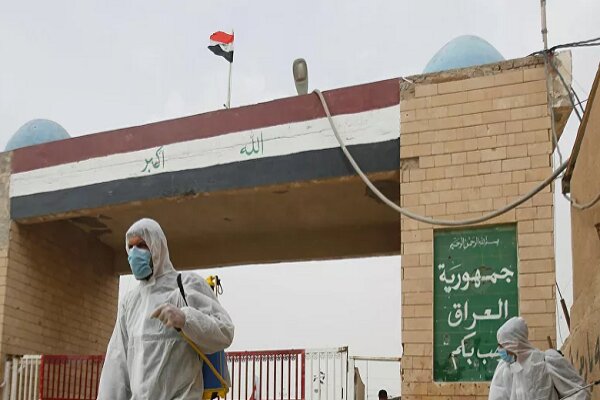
xmin=433 ymin=224 xmax=519 ymax=382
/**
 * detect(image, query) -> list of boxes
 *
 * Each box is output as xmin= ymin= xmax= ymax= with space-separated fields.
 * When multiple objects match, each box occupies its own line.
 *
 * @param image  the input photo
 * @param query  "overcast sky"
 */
xmin=2 ymin=1 xmax=599 ymax=398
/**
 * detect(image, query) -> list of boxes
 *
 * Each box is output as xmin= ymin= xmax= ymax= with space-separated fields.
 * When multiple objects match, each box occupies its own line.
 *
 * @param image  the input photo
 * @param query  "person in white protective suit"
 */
xmin=97 ymin=218 xmax=235 ymax=400
xmin=489 ymin=316 xmax=589 ymax=400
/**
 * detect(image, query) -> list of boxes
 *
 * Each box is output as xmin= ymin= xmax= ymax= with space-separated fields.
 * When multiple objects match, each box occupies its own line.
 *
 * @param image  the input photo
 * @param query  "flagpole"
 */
xmin=226 ymin=29 xmax=234 ymax=109
xmin=227 ymin=61 xmax=232 ymax=108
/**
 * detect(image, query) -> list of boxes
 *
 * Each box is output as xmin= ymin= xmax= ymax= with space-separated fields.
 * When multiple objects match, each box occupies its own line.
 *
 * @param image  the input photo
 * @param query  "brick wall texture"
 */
xmin=0 ymin=57 xmax=560 ymax=400
xmin=1 ymin=220 xmax=118 ymax=356
xmin=400 ymin=59 xmax=557 ymax=399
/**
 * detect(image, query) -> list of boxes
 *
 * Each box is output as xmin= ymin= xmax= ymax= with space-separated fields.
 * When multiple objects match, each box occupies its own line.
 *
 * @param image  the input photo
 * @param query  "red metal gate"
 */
xmin=38 ymin=350 xmax=306 ymax=400
xmin=227 ymin=349 xmax=306 ymax=400
xmin=39 ymin=355 xmax=104 ymax=400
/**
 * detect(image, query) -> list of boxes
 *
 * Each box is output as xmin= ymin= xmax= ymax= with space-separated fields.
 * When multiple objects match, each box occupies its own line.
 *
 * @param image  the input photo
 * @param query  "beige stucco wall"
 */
xmin=562 ymin=69 xmax=600 ymax=399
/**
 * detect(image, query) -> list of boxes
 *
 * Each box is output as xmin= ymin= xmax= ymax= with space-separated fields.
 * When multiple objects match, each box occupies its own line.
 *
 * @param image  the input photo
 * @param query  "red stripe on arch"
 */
xmin=11 ymin=78 xmax=399 ymax=173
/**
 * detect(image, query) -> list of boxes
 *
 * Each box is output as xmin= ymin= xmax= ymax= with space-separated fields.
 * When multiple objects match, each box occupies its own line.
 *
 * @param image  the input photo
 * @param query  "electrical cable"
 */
xmin=555 ymin=280 xmax=571 ymax=330
xmin=546 ymin=53 xmax=583 ymax=123
xmin=529 ymin=36 xmax=600 ymax=56
xmin=314 ymin=89 xmax=569 ymax=226
xmin=571 ymin=88 xmax=586 ymax=116
xmin=544 ymin=49 xmax=590 ymax=114
xmin=551 ymin=39 xmax=600 ymax=52
xmin=576 ymin=98 xmax=588 ymax=108
xmin=542 ymin=51 xmax=565 ymax=165
xmin=564 ymin=191 xmax=600 ymax=210
xmin=555 ymin=280 xmax=565 ymax=301
xmin=555 ymin=297 xmax=564 ymax=345
xmin=544 ymin=52 xmax=600 ymax=210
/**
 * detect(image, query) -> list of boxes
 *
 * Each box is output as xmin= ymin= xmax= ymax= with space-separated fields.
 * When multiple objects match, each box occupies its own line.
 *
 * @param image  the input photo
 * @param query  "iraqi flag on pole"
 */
xmin=208 ymin=31 xmax=234 ymax=63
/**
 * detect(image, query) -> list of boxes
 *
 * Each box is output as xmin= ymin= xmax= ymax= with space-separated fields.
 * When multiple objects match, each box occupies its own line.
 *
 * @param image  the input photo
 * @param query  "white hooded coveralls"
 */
xmin=489 ymin=317 xmax=589 ymax=400
xmin=98 ymin=218 xmax=235 ymax=400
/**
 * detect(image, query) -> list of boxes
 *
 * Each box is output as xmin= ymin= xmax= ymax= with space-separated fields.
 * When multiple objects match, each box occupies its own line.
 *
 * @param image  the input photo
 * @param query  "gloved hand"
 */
xmin=151 ymin=304 xmax=186 ymax=329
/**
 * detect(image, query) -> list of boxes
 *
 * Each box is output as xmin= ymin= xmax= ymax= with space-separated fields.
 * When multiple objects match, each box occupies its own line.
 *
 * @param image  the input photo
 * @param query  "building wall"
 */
xmin=0 ymin=153 xmax=12 ymax=362
xmin=0 ymin=220 xmax=118 ymax=355
xmin=562 ymin=72 xmax=600 ymax=398
xmin=0 ymin=56 xmax=565 ymax=399
xmin=400 ymin=59 xmax=556 ymax=399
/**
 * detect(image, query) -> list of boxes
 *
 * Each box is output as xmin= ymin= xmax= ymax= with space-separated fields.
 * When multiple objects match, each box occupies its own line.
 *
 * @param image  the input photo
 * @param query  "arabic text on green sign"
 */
xmin=433 ymin=224 xmax=519 ymax=382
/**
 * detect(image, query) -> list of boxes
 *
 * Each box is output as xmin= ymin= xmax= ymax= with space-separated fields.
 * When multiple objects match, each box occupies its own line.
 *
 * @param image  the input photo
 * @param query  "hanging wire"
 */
xmin=314 ymin=89 xmax=570 ymax=226
xmin=529 ymin=36 xmax=600 ymax=56
xmin=543 ymin=51 xmax=600 ymax=210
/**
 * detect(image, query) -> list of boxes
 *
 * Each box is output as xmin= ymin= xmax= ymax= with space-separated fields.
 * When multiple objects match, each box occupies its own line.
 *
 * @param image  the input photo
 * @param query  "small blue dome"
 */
xmin=6 ymin=119 xmax=70 ymax=151
xmin=423 ymin=35 xmax=504 ymax=74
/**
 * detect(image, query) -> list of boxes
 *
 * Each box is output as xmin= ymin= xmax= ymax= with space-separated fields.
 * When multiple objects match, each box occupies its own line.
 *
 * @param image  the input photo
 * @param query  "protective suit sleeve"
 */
xmin=488 ymin=361 xmax=511 ymax=400
xmin=180 ymin=273 xmax=235 ymax=354
xmin=545 ymin=350 xmax=590 ymax=400
xmin=97 ymin=302 xmax=131 ymax=400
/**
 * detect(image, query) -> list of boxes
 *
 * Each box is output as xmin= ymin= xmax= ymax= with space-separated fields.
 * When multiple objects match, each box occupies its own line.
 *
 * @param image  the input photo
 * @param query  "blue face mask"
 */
xmin=128 ymin=246 xmax=153 ymax=280
xmin=497 ymin=348 xmax=516 ymax=364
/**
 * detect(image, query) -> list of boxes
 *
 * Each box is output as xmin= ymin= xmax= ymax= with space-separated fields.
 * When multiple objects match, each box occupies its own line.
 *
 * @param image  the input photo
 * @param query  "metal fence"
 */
xmin=3 ymin=355 xmax=41 ymax=400
xmin=2 ymin=347 xmax=357 ymax=400
xmin=227 ymin=347 xmax=349 ymax=400
xmin=305 ymin=347 xmax=349 ymax=400
xmin=39 ymin=355 xmax=104 ymax=400
xmin=227 ymin=349 xmax=306 ymax=400
xmin=347 ymin=356 xmax=401 ymax=400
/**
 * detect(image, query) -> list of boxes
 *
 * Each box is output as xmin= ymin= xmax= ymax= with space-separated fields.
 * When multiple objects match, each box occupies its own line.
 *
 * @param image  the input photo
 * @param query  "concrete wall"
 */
xmin=562 ymin=69 xmax=600 ymax=398
xmin=400 ymin=59 xmax=556 ymax=399
xmin=0 ymin=219 xmax=118 ymax=355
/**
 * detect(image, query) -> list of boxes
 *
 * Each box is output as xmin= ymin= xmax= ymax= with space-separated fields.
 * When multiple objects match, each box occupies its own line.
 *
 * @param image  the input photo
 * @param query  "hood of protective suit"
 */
xmin=125 ymin=218 xmax=175 ymax=280
xmin=100 ymin=220 xmax=234 ymax=400
xmin=491 ymin=317 xmax=590 ymax=399
xmin=497 ymin=317 xmax=536 ymax=358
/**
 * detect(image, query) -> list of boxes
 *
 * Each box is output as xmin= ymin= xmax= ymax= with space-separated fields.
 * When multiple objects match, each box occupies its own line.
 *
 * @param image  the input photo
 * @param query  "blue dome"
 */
xmin=6 ymin=119 xmax=70 ymax=151
xmin=423 ymin=35 xmax=504 ymax=74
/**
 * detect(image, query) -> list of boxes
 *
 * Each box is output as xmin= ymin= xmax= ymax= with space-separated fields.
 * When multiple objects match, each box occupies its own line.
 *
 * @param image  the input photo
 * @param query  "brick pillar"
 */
xmin=400 ymin=60 xmax=556 ymax=399
xmin=1 ymin=221 xmax=119 ymax=355
xmin=0 ymin=150 xmax=119 ymax=358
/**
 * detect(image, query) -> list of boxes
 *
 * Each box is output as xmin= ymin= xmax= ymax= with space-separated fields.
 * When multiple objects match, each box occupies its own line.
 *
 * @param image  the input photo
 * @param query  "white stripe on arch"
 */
xmin=10 ymin=105 xmax=400 ymax=198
